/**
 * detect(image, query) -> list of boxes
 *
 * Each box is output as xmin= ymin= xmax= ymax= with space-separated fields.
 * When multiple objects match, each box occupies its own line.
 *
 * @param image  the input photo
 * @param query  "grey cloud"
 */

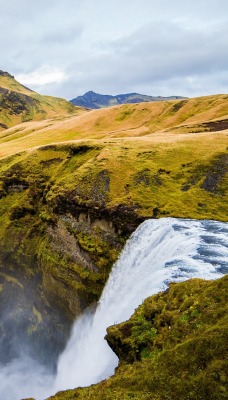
xmin=0 ymin=0 xmax=227 ymax=99
xmin=40 ymin=25 xmax=84 ymax=45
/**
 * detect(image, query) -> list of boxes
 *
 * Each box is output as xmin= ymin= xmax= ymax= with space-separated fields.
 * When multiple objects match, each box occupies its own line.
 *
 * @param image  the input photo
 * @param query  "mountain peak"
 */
xmin=0 ymin=70 xmax=14 ymax=78
xmin=86 ymin=90 xmax=97 ymax=95
xmin=70 ymin=91 xmax=187 ymax=109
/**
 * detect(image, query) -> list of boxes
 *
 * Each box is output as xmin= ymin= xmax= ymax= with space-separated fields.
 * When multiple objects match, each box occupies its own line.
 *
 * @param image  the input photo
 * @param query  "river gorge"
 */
xmin=0 ymin=217 xmax=227 ymax=400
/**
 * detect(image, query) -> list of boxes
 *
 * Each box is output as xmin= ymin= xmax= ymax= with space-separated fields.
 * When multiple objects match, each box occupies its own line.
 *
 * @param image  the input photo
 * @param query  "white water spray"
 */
xmin=0 ymin=218 xmax=227 ymax=400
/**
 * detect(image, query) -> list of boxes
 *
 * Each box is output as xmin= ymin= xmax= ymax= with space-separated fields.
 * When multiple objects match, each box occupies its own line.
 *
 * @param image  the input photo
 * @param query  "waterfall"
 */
xmin=54 ymin=217 xmax=228 ymax=392
xmin=0 ymin=218 xmax=227 ymax=400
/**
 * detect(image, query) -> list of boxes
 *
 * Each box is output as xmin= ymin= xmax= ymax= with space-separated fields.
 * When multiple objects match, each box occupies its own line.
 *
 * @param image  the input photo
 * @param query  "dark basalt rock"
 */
xmin=201 ymin=154 xmax=228 ymax=194
xmin=53 ymin=194 xmax=144 ymax=236
xmin=0 ymin=122 xmax=8 ymax=129
xmin=0 ymin=90 xmax=39 ymax=115
xmin=0 ymin=70 xmax=14 ymax=78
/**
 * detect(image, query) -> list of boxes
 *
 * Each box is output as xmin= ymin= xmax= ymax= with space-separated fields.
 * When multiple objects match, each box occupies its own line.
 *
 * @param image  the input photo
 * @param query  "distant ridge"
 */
xmin=70 ymin=90 xmax=187 ymax=109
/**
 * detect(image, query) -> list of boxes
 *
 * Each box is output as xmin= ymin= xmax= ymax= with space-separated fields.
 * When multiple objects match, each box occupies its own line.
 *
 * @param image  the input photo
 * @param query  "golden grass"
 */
xmin=0 ymin=74 xmax=32 ymax=94
xmin=0 ymin=94 xmax=227 ymax=159
xmin=0 ymin=93 xmax=227 ymax=221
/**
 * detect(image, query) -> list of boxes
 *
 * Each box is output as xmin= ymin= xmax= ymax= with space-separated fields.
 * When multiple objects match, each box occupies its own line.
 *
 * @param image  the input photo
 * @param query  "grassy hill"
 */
xmin=0 ymin=70 xmax=85 ymax=131
xmin=0 ymin=92 xmax=227 ymax=222
xmin=0 ymin=79 xmax=227 ymax=398
xmin=0 ymin=93 xmax=227 ymax=158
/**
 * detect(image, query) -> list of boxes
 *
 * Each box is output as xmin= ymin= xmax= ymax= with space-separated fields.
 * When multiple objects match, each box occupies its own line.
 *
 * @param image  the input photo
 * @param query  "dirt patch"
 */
xmin=200 ymin=119 xmax=228 ymax=132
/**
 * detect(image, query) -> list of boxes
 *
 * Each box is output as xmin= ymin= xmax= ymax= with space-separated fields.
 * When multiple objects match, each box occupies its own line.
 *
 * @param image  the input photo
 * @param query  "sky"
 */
xmin=0 ymin=0 xmax=228 ymax=100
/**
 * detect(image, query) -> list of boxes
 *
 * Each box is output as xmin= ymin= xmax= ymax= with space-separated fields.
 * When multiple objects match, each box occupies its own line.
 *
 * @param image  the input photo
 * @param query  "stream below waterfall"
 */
xmin=0 ymin=218 xmax=227 ymax=400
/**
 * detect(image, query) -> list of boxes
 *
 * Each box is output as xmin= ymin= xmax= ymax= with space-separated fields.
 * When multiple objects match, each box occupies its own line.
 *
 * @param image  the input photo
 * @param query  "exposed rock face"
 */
xmin=0 ymin=89 xmax=39 ymax=116
xmin=0 ymin=146 xmax=144 ymax=367
xmin=0 ymin=204 xmax=128 ymax=367
xmin=0 ymin=214 xmax=122 ymax=367
xmin=0 ymin=70 xmax=14 ymax=78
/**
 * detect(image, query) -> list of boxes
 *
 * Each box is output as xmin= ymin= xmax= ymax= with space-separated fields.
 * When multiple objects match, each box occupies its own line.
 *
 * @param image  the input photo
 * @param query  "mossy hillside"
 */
xmin=0 ymin=133 xmax=227 ymax=364
xmin=47 ymin=275 xmax=228 ymax=400
xmin=0 ymin=136 xmax=227 ymax=280
xmin=0 ymin=71 xmax=85 ymax=131
xmin=106 ymin=276 xmax=228 ymax=363
xmin=43 ymin=133 xmax=228 ymax=222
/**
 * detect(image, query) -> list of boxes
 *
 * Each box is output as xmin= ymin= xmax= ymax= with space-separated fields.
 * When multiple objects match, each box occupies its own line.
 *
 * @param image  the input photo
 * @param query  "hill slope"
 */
xmin=0 ymin=93 xmax=227 ymax=159
xmin=0 ymin=112 xmax=227 ymax=366
xmin=70 ymin=90 xmax=186 ymax=109
xmin=0 ymin=70 xmax=84 ymax=131
xmin=0 ymin=84 xmax=227 ymax=396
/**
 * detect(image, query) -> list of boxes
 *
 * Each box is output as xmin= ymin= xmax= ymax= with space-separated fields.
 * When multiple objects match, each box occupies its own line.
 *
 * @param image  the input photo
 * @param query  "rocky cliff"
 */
xmin=0 ymin=143 xmax=144 ymax=366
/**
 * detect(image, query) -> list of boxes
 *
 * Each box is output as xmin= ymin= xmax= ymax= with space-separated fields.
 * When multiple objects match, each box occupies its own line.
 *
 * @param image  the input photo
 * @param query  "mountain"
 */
xmin=0 ymin=70 xmax=84 ymax=130
xmin=70 ymin=90 xmax=186 ymax=109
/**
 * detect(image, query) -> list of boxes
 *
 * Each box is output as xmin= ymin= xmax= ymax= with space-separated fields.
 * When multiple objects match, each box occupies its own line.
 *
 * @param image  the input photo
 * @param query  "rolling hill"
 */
xmin=0 ymin=92 xmax=227 ymax=159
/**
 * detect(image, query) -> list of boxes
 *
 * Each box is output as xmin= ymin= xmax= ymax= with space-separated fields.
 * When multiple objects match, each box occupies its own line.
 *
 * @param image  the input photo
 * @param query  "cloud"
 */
xmin=41 ymin=26 xmax=83 ymax=45
xmin=0 ymin=0 xmax=227 ymax=98
xmin=16 ymin=66 xmax=68 ymax=87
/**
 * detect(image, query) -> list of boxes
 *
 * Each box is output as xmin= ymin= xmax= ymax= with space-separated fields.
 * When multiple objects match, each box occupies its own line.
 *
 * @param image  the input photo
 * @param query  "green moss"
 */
xmin=48 ymin=276 xmax=228 ymax=400
xmin=116 ymin=106 xmax=135 ymax=121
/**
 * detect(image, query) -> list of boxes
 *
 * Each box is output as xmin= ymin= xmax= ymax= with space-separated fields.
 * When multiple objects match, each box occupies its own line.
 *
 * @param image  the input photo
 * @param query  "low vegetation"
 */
xmin=0 ymin=93 xmax=228 ymax=158
xmin=0 ymin=74 xmax=227 ymax=396
xmin=47 ymin=275 xmax=228 ymax=399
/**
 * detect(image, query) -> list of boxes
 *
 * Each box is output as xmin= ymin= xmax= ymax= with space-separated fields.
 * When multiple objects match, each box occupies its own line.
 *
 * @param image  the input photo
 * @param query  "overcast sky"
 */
xmin=0 ymin=0 xmax=228 ymax=99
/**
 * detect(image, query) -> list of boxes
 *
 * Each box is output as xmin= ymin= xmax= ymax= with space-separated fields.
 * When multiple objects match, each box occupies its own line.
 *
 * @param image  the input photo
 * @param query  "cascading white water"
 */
xmin=0 ymin=218 xmax=227 ymax=400
xmin=53 ymin=217 xmax=228 ymax=392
